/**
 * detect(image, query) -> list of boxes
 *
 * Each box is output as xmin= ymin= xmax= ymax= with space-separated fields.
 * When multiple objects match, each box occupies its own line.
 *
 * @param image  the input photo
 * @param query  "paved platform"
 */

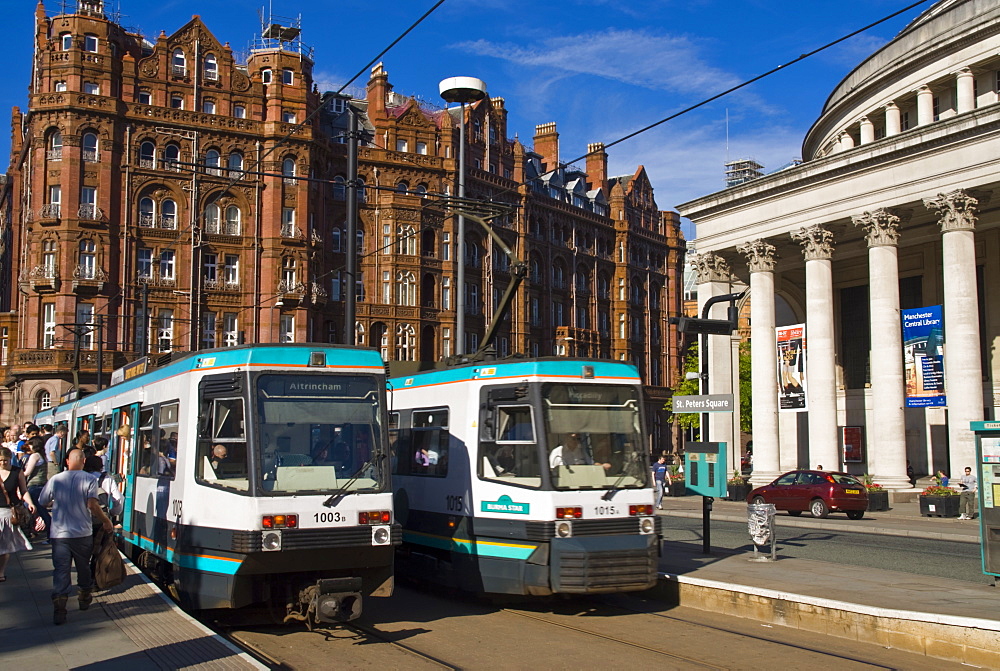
xmin=655 ymin=495 xmax=999 ymax=666
xmin=1 ymin=542 xmax=264 ymax=670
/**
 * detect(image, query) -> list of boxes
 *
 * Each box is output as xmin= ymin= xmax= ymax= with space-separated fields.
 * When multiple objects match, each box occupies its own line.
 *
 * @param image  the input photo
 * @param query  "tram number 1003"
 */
xmin=314 ymin=511 xmax=346 ymax=524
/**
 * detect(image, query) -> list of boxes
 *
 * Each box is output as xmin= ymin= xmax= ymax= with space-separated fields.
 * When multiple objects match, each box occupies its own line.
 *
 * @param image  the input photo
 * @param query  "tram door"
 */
xmin=112 ymin=404 xmax=139 ymax=537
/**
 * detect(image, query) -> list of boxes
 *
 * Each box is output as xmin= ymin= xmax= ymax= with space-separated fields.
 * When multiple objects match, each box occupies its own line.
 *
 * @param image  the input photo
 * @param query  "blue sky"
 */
xmin=4 ymin=0 xmax=936 ymax=237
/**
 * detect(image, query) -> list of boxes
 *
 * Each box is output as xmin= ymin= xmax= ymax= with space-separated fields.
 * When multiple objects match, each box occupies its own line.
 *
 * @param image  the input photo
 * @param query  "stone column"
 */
xmin=859 ymin=117 xmax=874 ymax=145
xmin=790 ymin=225 xmax=839 ymax=470
xmin=737 ymin=239 xmax=780 ymax=485
xmin=923 ymin=190 xmax=985 ymax=470
xmin=853 ymin=209 xmax=911 ymax=489
xmin=885 ymin=102 xmax=901 ymax=136
xmin=917 ymin=86 xmax=934 ymax=126
xmin=691 ymin=252 xmax=735 ymax=453
xmin=956 ymin=68 xmax=975 ymax=114
xmin=838 ymin=132 xmax=854 ymax=151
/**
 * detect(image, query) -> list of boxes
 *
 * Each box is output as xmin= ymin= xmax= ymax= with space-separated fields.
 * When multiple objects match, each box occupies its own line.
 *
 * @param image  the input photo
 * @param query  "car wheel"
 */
xmin=810 ymin=499 xmax=829 ymax=519
xmin=787 ymin=510 xmax=802 ymax=517
xmin=846 ymin=510 xmax=865 ymax=520
xmin=751 ymin=496 xmax=766 ymax=505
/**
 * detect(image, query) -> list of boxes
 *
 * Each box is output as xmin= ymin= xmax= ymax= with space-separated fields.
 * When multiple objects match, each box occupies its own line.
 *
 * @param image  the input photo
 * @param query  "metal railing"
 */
xmin=78 ymin=204 xmax=104 ymax=220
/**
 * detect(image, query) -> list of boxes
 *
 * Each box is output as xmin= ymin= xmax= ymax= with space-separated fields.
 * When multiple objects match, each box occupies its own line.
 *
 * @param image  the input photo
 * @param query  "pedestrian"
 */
xmin=1 ymin=446 xmax=38 ymax=582
xmin=958 ymin=466 xmax=978 ymax=520
xmin=23 ymin=436 xmax=50 ymax=534
xmin=37 ymin=447 xmax=113 ymax=624
xmin=906 ymin=460 xmax=915 ymax=486
xmin=45 ymin=425 xmax=68 ymax=479
xmin=935 ymin=469 xmax=949 ymax=487
xmin=651 ymin=456 xmax=669 ymax=509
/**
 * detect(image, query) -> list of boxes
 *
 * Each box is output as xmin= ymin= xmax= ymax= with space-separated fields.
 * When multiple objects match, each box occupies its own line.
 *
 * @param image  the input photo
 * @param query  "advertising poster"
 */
xmin=777 ymin=324 xmax=807 ymax=412
xmin=842 ymin=426 xmax=865 ymax=463
xmin=902 ymin=306 xmax=946 ymax=407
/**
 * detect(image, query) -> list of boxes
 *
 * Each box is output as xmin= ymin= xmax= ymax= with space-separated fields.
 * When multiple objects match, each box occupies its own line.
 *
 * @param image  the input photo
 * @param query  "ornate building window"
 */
xmin=83 ymin=81 xmax=99 ymax=95
xmin=280 ymin=315 xmax=294 ymax=343
xmin=76 ymin=303 xmax=94 ymax=349
xmin=139 ymin=197 xmax=155 ymax=227
xmin=225 ymin=205 xmax=241 ymax=235
xmin=171 ymin=48 xmax=186 ymax=77
xmin=159 ymin=250 xmax=175 ymax=280
xmin=82 ymin=133 xmax=98 ymax=162
xmin=224 ymin=255 xmax=239 ymax=288
xmin=138 ymin=89 xmax=151 ymax=104
xmin=282 ymin=68 xmax=294 ymax=85
xmin=137 ymin=248 xmax=152 ymax=278
xmin=233 ymin=105 xmax=246 ymax=119
xmin=397 ymin=225 xmax=416 ymax=255
xmin=139 ymin=141 xmax=155 ymax=169
xmin=223 ymin=313 xmax=239 ymax=346
xmin=170 ymin=93 xmax=184 ymax=109
xmin=227 ymin=152 xmax=244 ymax=179
xmin=157 ymin=309 xmax=174 ymax=352
xmin=164 ymin=144 xmax=180 ymax=171
xmin=43 ymin=303 xmax=56 ymax=348
xmin=203 ymin=252 xmax=217 ymax=286
xmin=202 ymin=312 xmax=217 ymax=349
xmin=282 ymin=157 xmax=296 ymax=184
xmin=48 ymin=131 xmax=62 ymax=161
xmin=84 ymin=34 xmax=98 ymax=52
xmin=80 ymin=186 xmax=98 ymax=219
xmin=395 ymin=324 xmax=416 ymax=361
xmin=78 ymin=240 xmax=97 ymax=279
xmin=39 ymin=390 xmax=52 ymax=411
xmin=396 ymin=271 xmax=416 ymax=306
xmin=42 ymin=240 xmax=57 ymax=276
xmin=204 ymin=203 xmax=220 ymax=234
xmin=205 ymin=149 xmax=221 ymax=176
xmin=204 ymin=54 xmax=218 ymax=81
xmin=60 ymin=33 xmax=72 ymax=50
xmin=203 ymin=99 xmax=216 ymax=114
xmin=161 ymin=199 xmax=177 ymax=229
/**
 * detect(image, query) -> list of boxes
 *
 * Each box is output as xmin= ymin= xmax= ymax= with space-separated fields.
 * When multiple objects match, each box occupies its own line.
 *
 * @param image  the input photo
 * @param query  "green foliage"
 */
xmin=664 ymin=342 xmax=701 ymax=430
xmin=738 ymin=340 xmax=752 ymax=434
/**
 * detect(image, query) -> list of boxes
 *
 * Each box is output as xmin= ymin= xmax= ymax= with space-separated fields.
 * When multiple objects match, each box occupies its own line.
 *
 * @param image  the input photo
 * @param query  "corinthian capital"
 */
xmin=852 ymin=208 xmax=900 ymax=247
xmin=690 ymin=252 xmax=732 ymax=284
xmin=923 ymin=189 xmax=978 ymax=233
xmin=790 ymin=225 xmax=835 ymax=261
xmin=737 ymin=239 xmax=777 ymax=273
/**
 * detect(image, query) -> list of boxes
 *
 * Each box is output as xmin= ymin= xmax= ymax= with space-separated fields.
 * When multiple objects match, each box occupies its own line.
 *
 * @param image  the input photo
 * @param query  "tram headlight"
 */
xmin=555 ymin=521 xmax=573 ymax=538
xmin=371 ymin=525 xmax=391 ymax=546
xmin=639 ymin=517 xmax=655 ymax=535
xmin=262 ymin=530 xmax=282 ymax=551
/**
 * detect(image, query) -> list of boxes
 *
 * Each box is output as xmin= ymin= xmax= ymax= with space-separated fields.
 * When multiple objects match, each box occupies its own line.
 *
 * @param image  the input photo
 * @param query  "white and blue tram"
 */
xmin=387 ymin=358 xmax=660 ymax=595
xmin=37 ymin=344 xmax=399 ymax=624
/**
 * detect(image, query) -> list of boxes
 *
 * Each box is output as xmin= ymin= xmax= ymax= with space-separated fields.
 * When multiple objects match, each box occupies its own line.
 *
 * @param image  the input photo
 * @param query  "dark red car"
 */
xmin=747 ymin=470 xmax=869 ymax=519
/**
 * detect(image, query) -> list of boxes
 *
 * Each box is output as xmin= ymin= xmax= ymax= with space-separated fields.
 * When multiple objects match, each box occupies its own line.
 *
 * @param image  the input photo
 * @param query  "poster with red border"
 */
xmin=777 ymin=324 xmax=807 ymax=412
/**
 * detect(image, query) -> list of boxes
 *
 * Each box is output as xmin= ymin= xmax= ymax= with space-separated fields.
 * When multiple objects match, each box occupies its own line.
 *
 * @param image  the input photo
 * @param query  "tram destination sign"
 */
xmin=672 ymin=394 xmax=734 ymax=413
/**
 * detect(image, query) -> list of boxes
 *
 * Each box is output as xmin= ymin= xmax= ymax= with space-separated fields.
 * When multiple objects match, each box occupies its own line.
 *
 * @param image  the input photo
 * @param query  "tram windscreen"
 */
xmin=542 ymin=383 xmax=648 ymax=490
xmin=256 ymin=374 xmax=386 ymax=494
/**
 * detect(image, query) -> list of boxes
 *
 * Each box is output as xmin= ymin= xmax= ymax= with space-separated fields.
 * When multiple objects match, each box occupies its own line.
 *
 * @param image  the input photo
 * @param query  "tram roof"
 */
xmin=387 ymin=357 xmax=642 ymax=391
xmin=44 ymin=344 xmax=386 ymax=418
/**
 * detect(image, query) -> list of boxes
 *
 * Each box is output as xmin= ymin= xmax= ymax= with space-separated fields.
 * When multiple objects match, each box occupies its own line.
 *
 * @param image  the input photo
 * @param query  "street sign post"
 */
xmin=673 ymin=394 xmax=735 ymax=413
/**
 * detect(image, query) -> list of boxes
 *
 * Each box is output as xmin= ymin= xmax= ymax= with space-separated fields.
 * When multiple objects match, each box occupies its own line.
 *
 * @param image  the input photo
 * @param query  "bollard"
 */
xmin=747 ymin=503 xmax=777 ymax=561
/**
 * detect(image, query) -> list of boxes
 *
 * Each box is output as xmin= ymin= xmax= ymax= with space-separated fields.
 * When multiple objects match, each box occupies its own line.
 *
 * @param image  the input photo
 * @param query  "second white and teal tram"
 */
xmin=387 ymin=357 xmax=660 ymax=596
xmin=38 ymin=344 xmax=400 ymax=625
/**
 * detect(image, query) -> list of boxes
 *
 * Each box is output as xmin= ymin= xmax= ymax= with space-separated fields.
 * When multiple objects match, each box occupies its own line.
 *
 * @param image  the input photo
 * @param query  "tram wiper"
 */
xmin=323 ymin=456 xmax=383 ymax=508
xmin=601 ymin=455 xmax=641 ymax=500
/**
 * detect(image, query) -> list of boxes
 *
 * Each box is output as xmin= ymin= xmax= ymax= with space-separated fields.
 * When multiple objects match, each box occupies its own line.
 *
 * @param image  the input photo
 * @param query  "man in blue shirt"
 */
xmin=38 ymin=447 xmax=113 ymax=625
xmin=652 ymin=456 xmax=669 ymax=509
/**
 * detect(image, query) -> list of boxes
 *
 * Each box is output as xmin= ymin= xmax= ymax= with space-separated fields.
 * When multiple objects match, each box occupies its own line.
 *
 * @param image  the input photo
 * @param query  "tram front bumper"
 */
xmin=548 ymin=533 xmax=658 ymax=594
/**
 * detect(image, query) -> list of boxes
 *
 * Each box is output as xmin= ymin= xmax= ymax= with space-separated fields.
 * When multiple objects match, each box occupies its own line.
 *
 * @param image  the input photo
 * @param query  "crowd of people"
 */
xmin=0 ymin=422 xmax=121 ymax=625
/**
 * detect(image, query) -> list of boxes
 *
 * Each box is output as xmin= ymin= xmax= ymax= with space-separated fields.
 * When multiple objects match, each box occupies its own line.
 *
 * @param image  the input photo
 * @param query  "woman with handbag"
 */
xmin=1 ymin=446 xmax=38 ymax=582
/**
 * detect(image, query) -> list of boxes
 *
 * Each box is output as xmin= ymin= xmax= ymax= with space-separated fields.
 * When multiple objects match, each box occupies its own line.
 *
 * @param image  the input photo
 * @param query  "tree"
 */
xmin=664 ymin=342 xmax=701 ymax=431
xmin=738 ymin=340 xmax=752 ymax=434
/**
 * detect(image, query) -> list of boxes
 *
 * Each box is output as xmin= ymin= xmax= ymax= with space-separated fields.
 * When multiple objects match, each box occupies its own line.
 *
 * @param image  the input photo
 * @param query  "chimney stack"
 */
xmin=367 ymin=62 xmax=390 ymax=116
xmin=533 ymin=122 xmax=559 ymax=172
xmin=586 ymin=142 xmax=607 ymax=192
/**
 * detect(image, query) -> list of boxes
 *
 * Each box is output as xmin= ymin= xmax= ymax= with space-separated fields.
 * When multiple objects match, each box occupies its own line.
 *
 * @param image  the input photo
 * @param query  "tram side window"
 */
xmin=411 ymin=409 xmax=449 ymax=477
xmin=157 ymin=403 xmax=179 ymax=479
xmin=196 ymin=397 xmax=248 ymax=491
xmin=136 ymin=407 xmax=155 ymax=476
xmin=388 ymin=412 xmax=400 ymax=473
xmin=480 ymin=405 xmax=542 ymax=487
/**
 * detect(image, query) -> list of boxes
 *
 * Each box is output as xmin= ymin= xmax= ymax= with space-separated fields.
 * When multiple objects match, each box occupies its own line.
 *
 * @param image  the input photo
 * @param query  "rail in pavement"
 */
xmin=653 ymin=497 xmax=997 ymax=666
xmin=1 ymin=543 xmax=265 ymax=670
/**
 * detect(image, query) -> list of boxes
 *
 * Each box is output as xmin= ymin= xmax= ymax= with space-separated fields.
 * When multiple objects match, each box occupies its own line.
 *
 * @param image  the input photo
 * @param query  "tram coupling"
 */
xmin=285 ymin=577 xmax=363 ymax=627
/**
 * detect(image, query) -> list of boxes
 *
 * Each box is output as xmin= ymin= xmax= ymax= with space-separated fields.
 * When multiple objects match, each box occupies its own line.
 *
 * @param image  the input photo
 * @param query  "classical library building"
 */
xmin=679 ymin=0 xmax=1000 ymax=487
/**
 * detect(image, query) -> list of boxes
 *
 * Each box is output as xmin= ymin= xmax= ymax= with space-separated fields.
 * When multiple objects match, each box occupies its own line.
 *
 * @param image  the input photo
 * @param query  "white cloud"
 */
xmin=454 ymin=30 xmax=740 ymax=97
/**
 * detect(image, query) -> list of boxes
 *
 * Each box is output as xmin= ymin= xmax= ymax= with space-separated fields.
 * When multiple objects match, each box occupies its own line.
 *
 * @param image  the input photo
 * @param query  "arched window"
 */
xmin=395 ymin=181 xmax=409 ymax=194
xmin=331 ymin=228 xmax=342 ymax=252
xmin=139 ymin=141 xmax=155 ymax=168
xmin=159 ymin=145 xmax=178 ymax=174
xmin=172 ymin=48 xmax=186 ymax=76
xmin=552 ymin=262 xmax=565 ymax=288
xmin=465 ymin=238 xmax=480 ymax=268
xmin=332 ymin=175 xmax=346 ymax=200
xmin=48 ymin=131 xmax=63 ymax=161
xmin=227 ymin=152 xmax=244 ymax=179
xmin=397 ymin=225 xmax=416 ymax=256
xmin=82 ymin=132 xmax=98 ymax=162
xmin=204 ymin=53 xmax=218 ymax=81
xmin=204 ymin=203 xmax=220 ymax=234
xmin=39 ymin=390 xmax=52 ymax=411
xmin=597 ymin=273 xmax=610 ymax=300
xmin=356 ymin=177 xmax=366 ymax=203
xmin=205 ymin=149 xmax=221 ymax=176
xmin=396 ymin=271 xmax=416 ymax=306
xmin=139 ymin=197 xmax=155 ymax=227
xmin=415 ymin=183 xmax=428 ymax=196
xmin=225 ymin=205 xmax=241 ymax=235
xmin=282 ymin=158 xmax=296 ymax=184
xmin=161 ymin=199 xmax=177 ymax=229
xmin=395 ymin=323 xmax=416 ymax=361
xmin=530 ymin=257 xmax=541 ymax=282
xmin=355 ymin=322 xmax=365 ymax=346
xmin=79 ymin=239 xmax=96 ymax=278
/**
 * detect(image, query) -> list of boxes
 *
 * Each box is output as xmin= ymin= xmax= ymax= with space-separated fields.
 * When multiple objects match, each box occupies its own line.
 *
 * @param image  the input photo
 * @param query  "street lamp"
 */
xmin=440 ymin=76 xmax=487 ymax=356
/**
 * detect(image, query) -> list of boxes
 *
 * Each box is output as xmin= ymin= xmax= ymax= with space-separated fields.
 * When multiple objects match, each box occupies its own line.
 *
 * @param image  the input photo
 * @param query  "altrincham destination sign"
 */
xmin=673 ymin=394 xmax=735 ymax=413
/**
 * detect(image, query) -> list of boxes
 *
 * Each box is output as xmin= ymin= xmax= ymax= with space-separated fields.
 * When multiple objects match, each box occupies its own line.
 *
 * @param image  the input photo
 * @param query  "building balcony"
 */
xmin=25 ymin=265 xmax=60 ymax=293
xmin=280 ymin=223 xmax=304 ymax=240
xmin=204 ymin=221 xmax=241 ymax=236
xmin=277 ymin=279 xmax=306 ymax=301
xmin=72 ymin=265 xmax=107 ymax=292
xmin=12 ymin=348 xmax=140 ymax=377
xmin=137 ymin=274 xmax=176 ymax=289
xmin=38 ymin=204 xmax=61 ymax=222
xmin=47 ymin=149 xmax=62 ymax=161
xmin=78 ymin=204 xmax=105 ymax=222
xmin=310 ymin=281 xmax=328 ymax=305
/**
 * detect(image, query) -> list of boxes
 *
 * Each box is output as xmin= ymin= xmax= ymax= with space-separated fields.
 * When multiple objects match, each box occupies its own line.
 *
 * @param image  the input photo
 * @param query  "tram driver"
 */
xmin=549 ymin=433 xmax=611 ymax=471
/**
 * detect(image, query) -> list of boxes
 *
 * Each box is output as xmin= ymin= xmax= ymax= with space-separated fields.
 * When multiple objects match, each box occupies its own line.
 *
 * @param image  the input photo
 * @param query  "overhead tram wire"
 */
xmin=471 ymin=0 xmax=934 ymax=206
